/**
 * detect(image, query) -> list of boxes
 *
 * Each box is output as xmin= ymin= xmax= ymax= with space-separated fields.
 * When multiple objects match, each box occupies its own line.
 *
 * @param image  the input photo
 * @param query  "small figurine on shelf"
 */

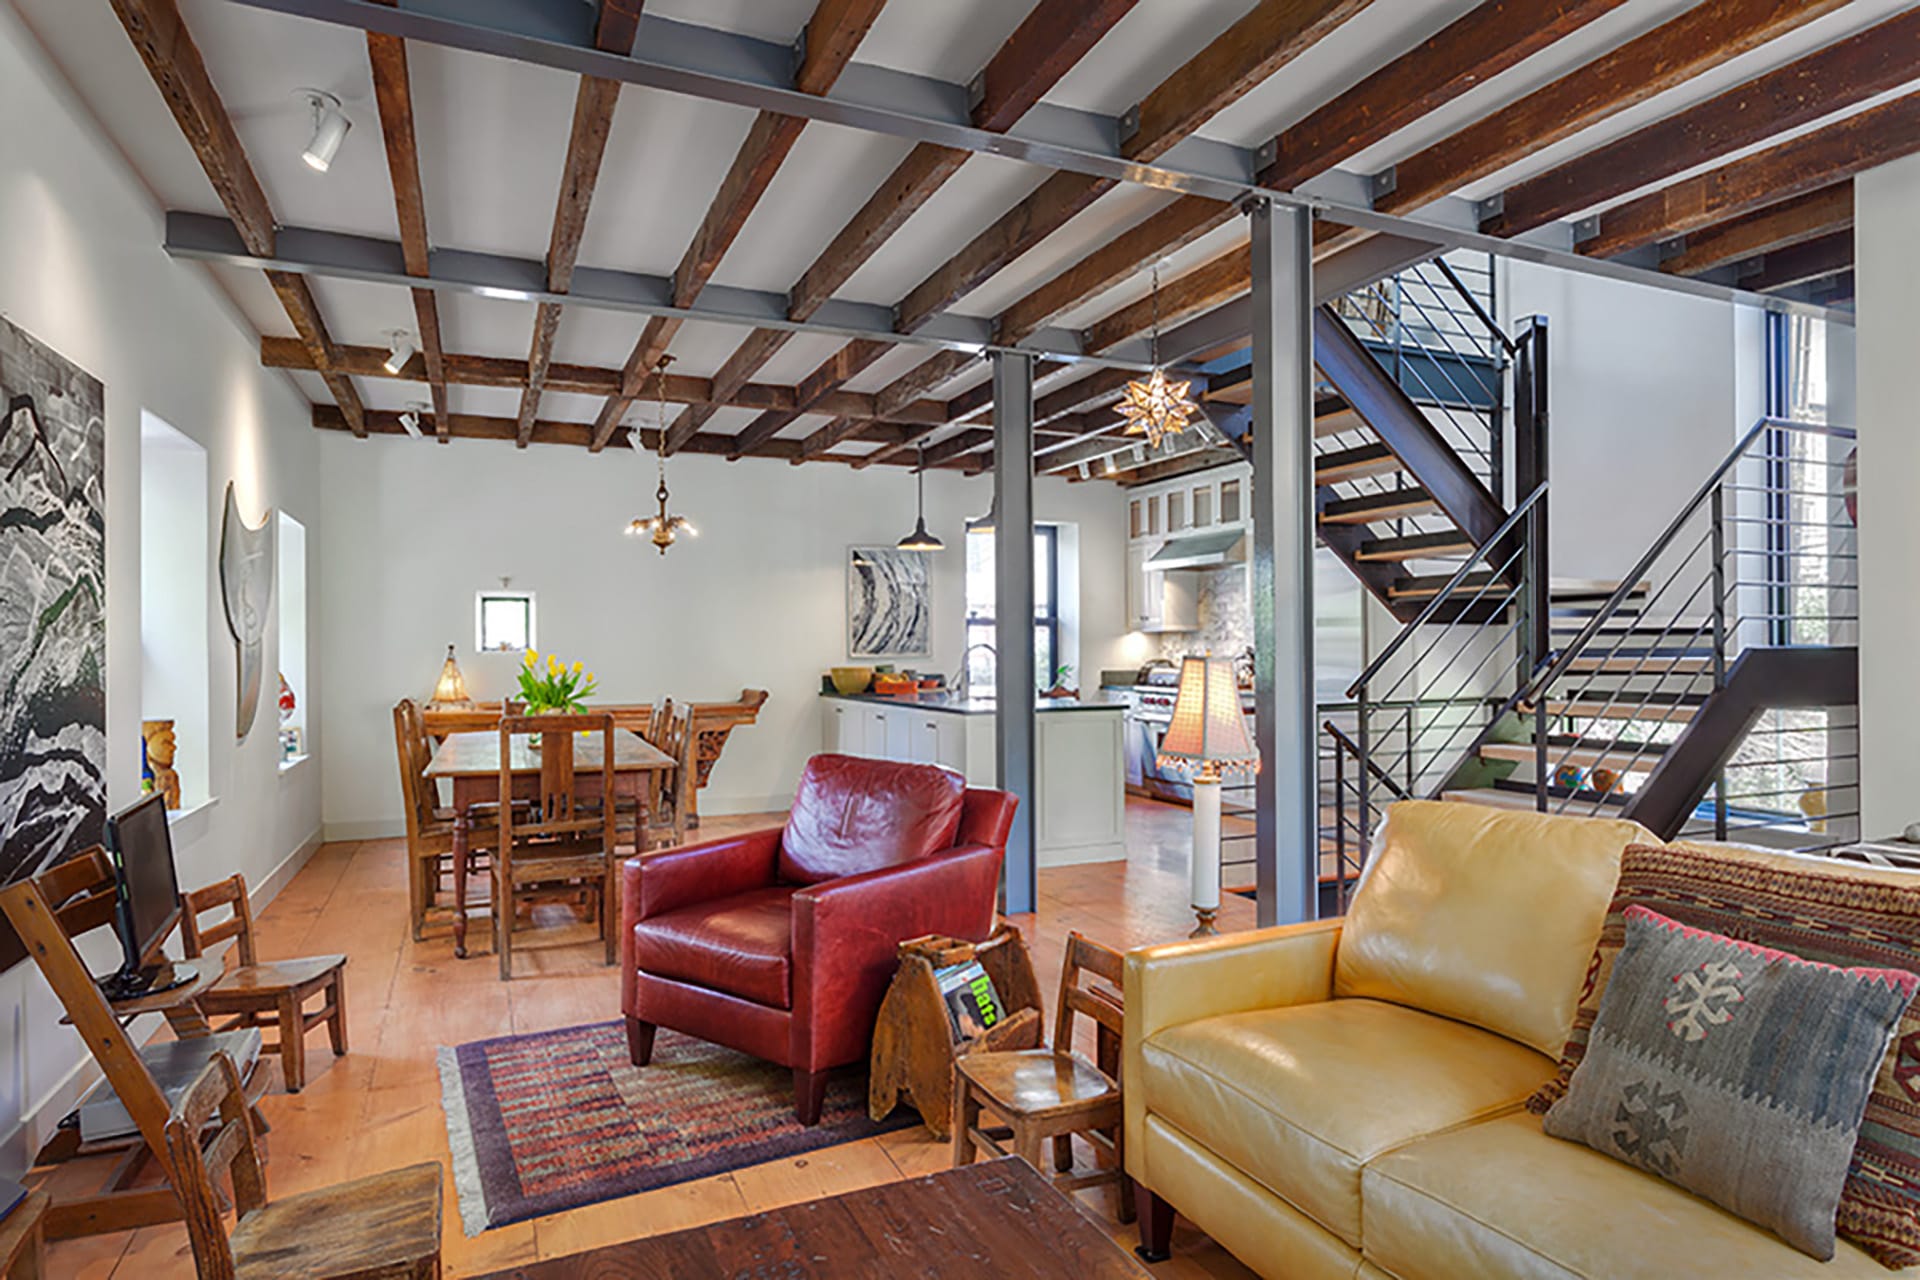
xmin=141 ymin=719 xmax=182 ymax=810
xmin=278 ymin=673 xmax=296 ymax=723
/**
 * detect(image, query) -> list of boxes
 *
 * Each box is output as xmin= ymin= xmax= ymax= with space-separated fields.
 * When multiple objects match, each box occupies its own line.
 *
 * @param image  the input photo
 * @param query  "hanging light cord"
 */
xmin=1149 ymin=261 xmax=1162 ymax=370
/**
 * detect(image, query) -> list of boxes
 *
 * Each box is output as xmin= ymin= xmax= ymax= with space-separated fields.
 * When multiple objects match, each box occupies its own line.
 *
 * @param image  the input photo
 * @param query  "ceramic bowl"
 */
xmin=831 ymin=666 xmax=874 ymax=695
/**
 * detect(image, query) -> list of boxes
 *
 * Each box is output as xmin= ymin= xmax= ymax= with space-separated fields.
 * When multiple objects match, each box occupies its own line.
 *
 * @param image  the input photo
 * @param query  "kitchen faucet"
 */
xmin=951 ymin=643 xmax=997 ymax=702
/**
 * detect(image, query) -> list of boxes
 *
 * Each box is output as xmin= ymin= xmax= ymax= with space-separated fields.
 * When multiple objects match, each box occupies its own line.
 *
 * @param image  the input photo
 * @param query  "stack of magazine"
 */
xmin=933 ymin=960 xmax=1006 ymax=1042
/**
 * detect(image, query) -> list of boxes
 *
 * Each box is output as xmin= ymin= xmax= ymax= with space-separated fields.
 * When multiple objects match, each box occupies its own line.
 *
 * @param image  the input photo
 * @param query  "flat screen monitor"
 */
xmin=103 ymin=793 xmax=184 ymax=996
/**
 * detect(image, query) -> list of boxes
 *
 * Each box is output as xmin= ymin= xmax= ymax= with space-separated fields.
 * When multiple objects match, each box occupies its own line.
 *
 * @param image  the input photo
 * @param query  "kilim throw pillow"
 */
xmin=1531 ymin=843 xmax=1920 ymax=1267
xmin=1543 ymin=905 xmax=1916 ymax=1260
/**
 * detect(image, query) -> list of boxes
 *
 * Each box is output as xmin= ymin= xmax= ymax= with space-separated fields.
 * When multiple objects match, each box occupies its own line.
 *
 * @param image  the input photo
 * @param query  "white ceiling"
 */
xmin=10 ymin=0 xmax=1906 ymax=442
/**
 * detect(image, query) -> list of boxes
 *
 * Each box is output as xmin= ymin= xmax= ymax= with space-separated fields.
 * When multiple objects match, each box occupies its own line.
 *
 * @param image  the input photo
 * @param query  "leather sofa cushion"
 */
xmin=1137 ymin=998 xmax=1554 ymax=1249
xmin=1335 ymin=800 xmax=1651 ymax=1057
xmin=779 ymin=754 xmax=966 ymax=885
xmin=1362 ymin=1111 xmax=1891 ymax=1279
xmin=631 ymin=886 xmax=795 ymax=1009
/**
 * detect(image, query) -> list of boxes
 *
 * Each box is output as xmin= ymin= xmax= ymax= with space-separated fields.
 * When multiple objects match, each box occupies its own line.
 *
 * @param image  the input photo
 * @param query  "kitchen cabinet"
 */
xmin=1126 ymin=543 xmax=1198 ymax=633
xmin=820 ymin=696 xmax=1125 ymax=865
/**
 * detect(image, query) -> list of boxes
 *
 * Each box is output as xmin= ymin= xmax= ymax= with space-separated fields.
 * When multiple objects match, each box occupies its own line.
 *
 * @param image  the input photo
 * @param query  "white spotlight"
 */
xmin=383 ymin=330 xmax=418 ymax=375
xmin=398 ymin=409 xmax=422 ymax=438
xmin=298 ymin=89 xmax=350 ymax=173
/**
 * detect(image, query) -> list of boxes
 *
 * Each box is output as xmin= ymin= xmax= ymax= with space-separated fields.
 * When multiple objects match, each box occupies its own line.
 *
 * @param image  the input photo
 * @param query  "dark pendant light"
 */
xmin=897 ymin=447 xmax=945 ymax=551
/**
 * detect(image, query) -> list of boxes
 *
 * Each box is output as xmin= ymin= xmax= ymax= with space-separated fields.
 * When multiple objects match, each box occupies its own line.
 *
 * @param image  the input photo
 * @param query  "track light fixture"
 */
xmin=298 ymin=89 xmax=350 ymax=173
xmin=383 ymin=330 xmax=418 ymax=375
xmin=398 ymin=401 xmax=426 ymax=438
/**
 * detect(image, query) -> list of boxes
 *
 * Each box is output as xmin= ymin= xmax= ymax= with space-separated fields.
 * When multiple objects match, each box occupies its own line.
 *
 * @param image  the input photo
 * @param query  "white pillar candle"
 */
xmin=1191 ymin=774 xmax=1222 ymax=915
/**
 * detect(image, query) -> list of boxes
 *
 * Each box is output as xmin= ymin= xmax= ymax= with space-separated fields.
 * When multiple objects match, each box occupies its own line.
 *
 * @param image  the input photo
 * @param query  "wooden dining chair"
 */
xmin=492 ymin=713 xmax=619 ymax=979
xmin=393 ymin=699 xmax=505 ymax=944
xmin=165 ymin=1051 xmax=442 ymax=1280
xmin=643 ymin=699 xmax=694 ymax=851
xmin=951 ymin=932 xmax=1133 ymax=1221
xmin=179 ymin=874 xmax=347 ymax=1094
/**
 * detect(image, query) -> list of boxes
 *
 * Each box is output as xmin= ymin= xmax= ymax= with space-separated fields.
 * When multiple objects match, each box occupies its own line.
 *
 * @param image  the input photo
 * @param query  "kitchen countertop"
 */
xmin=821 ymin=691 xmax=1122 ymax=717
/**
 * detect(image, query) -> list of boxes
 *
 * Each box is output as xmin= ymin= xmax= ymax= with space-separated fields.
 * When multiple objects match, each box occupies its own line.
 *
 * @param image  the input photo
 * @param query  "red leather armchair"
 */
xmin=620 ymin=753 xmax=1017 ymax=1124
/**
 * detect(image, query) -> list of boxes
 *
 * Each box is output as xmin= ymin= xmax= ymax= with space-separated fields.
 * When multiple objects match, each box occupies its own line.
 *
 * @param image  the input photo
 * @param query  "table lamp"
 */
xmin=1156 ymin=654 xmax=1259 ymax=936
xmin=427 ymin=644 xmax=473 ymax=710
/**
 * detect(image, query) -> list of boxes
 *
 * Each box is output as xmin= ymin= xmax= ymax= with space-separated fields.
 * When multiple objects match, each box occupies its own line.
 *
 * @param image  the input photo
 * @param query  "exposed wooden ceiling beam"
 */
xmin=260 ymin=337 xmax=953 ymax=424
xmin=1577 ymin=93 xmax=1920 ymax=260
xmin=365 ymin=9 xmax=450 ymax=441
xmin=111 ymin=0 xmax=367 ymax=435
xmin=1125 ymin=0 xmax=1374 ymax=164
xmin=729 ymin=338 xmax=891 ymax=460
xmin=591 ymin=0 xmax=889 ymax=451
xmin=1376 ymin=0 xmax=1848 ymax=216
xmin=1485 ymin=9 xmax=1920 ymax=238
xmin=973 ymin=0 xmax=1139 ymax=131
xmin=695 ymin=0 xmax=1143 ymax=437
xmin=312 ymin=404 xmax=965 ymax=468
xmin=1738 ymin=229 xmax=1854 ymax=294
xmin=662 ymin=327 xmax=795 ymax=453
xmin=1262 ymin=0 xmax=1630 ymax=192
xmin=851 ymin=422 xmax=945 ymax=470
xmin=1659 ymin=182 xmax=1853 ymax=278
xmin=920 ymin=428 xmax=996 ymax=468
xmin=1080 ymin=244 xmax=1250 ymax=355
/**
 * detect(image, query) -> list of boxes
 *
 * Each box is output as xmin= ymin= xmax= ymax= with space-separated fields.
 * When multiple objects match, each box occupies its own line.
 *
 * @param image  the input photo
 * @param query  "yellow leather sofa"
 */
xmin=1124 ymin=800 xmax=1897 ymax=1279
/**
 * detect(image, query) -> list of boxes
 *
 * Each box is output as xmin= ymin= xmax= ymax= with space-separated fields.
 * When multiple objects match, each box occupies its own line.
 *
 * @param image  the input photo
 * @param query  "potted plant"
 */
xmin=515 ymin=651 xmax=598 ymax=742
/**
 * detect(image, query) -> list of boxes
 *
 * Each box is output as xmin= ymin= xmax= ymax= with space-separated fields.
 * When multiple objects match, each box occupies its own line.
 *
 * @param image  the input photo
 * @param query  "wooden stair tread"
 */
xmin=1320 ymin=487 xmax=1439 ymax=525
xmin=1314 ymin=442 xmax=1403 ymax=485
xmin=1542 ymin=697 xmax=1701 ymax=721
xmin=1356 ymin=531 xmax=1473 ymax=563
xmin=1562 ymin=655 xmax=1714 ymax=674
xmin=1479 ymin=739 xmax=1670 ymax=770
xmin=1389 ymin=571 xmax=1507 ymax=602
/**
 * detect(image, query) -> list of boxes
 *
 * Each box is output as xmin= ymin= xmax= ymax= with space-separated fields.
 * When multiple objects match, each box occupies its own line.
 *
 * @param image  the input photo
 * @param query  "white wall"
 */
xmin=0 ymin=5 xmax=323 ymax=1166
xmin=317 ymin=436 xmax=1131 ymax=836
xmin=139 ymin=412 xmax=212 ymax=808
xmin=1854 ymin=153 xmax=1920 ymax=836
xmin=1504 ymin=261 xmax=1747 ymax=581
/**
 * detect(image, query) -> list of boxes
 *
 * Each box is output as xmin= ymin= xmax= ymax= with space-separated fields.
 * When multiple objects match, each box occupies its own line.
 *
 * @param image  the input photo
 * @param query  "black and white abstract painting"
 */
xmin=847 ymin=546 xmax=931 ymax=659
xmin=0 ymin=318 xmax=106 ymax=890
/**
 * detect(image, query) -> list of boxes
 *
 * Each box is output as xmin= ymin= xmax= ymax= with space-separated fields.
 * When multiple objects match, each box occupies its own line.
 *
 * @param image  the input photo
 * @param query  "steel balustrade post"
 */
xmin=1710 ymin=483 xmax=1731 ymax=842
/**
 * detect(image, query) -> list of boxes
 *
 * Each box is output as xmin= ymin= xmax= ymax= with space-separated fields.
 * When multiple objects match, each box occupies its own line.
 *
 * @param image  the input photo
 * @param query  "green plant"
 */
xmin=516 ymin=650 xmax=598 ymax=713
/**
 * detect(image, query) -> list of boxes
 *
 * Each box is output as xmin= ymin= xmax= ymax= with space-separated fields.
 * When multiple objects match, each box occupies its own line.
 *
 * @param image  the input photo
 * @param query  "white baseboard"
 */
xmin=322 ymin=819 xmax=405 ymax=843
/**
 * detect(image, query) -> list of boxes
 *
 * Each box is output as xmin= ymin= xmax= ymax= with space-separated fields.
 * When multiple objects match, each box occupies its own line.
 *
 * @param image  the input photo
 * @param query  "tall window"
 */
xmin=964 ymin=525 xmax=1059 ymax=691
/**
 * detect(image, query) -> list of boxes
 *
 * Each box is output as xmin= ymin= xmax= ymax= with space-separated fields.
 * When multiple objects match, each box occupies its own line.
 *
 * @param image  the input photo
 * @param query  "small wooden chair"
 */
xmin=492 ymin=713 xmax=619 ymax=979
xmin=951 ymin=932 xmax=1132 ymax=1221
xmin=180 ymin=875 xmax=348 ymax=1094
xmin=165 ymin=1051 xmax=441 ymax=1280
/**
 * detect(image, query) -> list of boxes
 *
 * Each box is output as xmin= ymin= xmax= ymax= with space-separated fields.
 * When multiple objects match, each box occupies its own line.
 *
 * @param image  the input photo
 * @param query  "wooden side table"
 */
xmin=868 ymin=925 xmax=1045 ymax=1139
xmin=0 ymin=1191 xmax=47 ymax=1280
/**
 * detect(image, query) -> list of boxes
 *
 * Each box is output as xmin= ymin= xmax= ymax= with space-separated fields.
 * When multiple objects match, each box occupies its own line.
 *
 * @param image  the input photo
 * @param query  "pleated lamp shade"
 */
xmin=1156 ymin=655 xmax=1258 ymax=775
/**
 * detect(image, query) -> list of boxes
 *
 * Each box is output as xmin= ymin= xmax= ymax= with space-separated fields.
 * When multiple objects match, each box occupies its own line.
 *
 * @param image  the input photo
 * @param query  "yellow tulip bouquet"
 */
xmin=516 ymin=650 xmax=598 ymax=714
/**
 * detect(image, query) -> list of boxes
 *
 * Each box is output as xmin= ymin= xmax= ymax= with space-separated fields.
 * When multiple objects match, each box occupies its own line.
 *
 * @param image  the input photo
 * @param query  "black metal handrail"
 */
xmin=1525 ymin=416 xmax=1856 ymax=702
xmin=1347 ymin=481 xmax=1549 ymax=699
xmin=1323 ymin=720 xmax=1412 ymax=801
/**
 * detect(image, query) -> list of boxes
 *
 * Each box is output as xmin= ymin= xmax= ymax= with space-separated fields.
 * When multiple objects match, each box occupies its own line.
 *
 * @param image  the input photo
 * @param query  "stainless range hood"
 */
xmin=1148 ymin=528 xmax=1247 ymax=571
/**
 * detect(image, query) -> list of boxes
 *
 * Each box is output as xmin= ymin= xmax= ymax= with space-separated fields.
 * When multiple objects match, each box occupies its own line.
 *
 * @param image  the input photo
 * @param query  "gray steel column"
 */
xmin=992 ymin=350 xmax=1037 ymax=914
xmin=1247 ymin=199 xmax=1318 ymax=926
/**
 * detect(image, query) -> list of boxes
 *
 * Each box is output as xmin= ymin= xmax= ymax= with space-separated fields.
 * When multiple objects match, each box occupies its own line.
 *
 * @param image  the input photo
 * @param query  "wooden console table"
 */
xmin=471 ymin=1158 xmax=1151 ymax=1278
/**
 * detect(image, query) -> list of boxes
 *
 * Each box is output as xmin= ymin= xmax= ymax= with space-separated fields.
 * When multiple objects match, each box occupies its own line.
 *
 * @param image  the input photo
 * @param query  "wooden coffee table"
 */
xmin=473 ymin=1158 xmax=1151 ymax=1278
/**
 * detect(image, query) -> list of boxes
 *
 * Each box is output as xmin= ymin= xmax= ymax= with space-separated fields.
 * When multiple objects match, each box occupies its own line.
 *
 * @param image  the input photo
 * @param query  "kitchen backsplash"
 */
xmin=1156 ymin=566 xmax=1251 ymax=661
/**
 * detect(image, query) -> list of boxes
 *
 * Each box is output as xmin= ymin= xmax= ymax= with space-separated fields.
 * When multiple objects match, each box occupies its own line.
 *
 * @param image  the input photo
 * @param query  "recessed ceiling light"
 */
xmin=297 ymin=89 xmax=350 ymax=173
xmin=383 ymin=329 xmax=418 ymax=375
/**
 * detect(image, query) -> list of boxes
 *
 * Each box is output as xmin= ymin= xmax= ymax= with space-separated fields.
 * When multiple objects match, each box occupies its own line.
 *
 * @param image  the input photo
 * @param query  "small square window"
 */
xmin=476 ymin=590 xmax=535 ymax=653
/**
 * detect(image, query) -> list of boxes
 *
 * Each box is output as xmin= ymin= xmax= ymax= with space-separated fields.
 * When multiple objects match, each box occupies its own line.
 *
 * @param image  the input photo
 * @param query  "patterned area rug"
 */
xmin=437 ymin=1020 xmax=916 ymax=1234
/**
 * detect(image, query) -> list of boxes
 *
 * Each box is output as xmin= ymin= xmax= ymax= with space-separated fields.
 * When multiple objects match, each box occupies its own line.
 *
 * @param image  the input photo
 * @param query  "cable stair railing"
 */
xmin=1459 ymin=416 xmax=1859 ymax=845
xmin=1325 ymin=482 xmax=1552 ymax=908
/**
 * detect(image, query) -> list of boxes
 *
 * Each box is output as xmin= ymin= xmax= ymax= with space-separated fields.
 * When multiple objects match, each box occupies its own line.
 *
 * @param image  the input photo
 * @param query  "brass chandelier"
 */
xmin=625 ymin=355 xmax=698 ymax=555
xmin=1116 ymin=261 xmax=1199 ymax=449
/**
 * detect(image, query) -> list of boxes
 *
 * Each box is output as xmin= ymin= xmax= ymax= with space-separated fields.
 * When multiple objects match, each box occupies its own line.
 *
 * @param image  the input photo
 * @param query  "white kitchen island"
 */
xmin=820 ymin=693 xmax=1126 ymax=867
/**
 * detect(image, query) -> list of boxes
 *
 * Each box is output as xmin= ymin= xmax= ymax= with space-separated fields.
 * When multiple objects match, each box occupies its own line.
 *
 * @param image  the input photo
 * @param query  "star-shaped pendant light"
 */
xmin=624 ymin=355 xmax=698 ymax=555
xmin=1117 ymin=262 xmax=1199 ymax=449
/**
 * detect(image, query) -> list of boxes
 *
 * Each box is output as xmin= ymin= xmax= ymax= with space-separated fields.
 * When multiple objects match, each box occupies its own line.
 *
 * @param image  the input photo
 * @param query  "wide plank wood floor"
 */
xmin=48 ymin=799 xmax=1259 ymax=1279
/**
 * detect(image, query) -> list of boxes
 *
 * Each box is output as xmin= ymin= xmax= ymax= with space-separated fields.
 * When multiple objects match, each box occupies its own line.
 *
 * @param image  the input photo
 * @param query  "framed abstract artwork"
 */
xmin=847 ymin=546 xmax=931 ymax=659
xmin=0 ymin=318 xmax=106 ymax=894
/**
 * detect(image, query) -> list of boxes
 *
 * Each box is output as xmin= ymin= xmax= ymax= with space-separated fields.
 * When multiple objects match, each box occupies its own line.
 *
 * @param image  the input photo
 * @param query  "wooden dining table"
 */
xmin=423 ymin=729 xmax=676 ymax=958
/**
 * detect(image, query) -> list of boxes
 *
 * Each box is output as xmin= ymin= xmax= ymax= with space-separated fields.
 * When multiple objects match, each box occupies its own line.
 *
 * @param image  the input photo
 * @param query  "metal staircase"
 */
xmin=1326 ymin=414 xmax=1860 ymax=902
